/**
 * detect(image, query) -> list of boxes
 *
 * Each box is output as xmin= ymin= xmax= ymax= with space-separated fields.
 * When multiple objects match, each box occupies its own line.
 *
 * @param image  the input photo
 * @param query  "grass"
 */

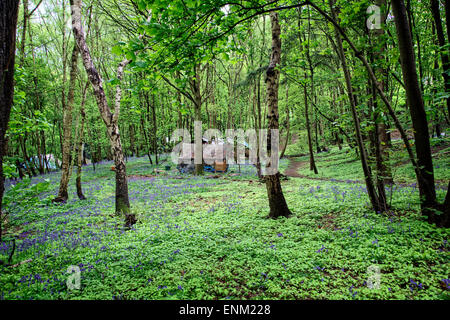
xmin=0 ymin=141 xmax=448 ymax=300
xmin=296 ymin=136 xmax=450 ymax=188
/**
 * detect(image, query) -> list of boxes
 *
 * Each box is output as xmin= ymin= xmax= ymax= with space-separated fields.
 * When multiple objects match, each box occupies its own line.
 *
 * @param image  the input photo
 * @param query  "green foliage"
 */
xmin=0 ymin=156 xmax=448 ymax=300
xmin=3 ymin=178 xmax=52 ymax=214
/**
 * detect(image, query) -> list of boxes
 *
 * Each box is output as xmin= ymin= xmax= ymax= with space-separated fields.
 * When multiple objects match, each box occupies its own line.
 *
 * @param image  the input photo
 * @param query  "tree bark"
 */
xmin=265 ymin=12 xmax=291 ymax=219
xmin=0 ymin=0 xmax=20 ymax=242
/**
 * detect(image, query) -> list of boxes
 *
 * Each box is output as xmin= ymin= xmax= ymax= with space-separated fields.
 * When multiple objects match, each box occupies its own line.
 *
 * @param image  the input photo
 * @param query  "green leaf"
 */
xmin=126 ymin=50 xmax=136 ymax=61
xmin=111 ymin=45 xmax=123 ymax=56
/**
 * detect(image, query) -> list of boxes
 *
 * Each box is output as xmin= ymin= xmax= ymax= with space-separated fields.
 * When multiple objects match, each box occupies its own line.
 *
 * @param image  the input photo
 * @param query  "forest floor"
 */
xmin=284 ymin=158 xmax=305 ymax=178
xmin=0 ymin=136 xmax=449 ymax=300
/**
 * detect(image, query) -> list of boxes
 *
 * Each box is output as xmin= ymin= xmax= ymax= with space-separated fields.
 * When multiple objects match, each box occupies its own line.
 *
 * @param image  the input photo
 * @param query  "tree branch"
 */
xmin=113 ymin=59 xmax=131 ymax=124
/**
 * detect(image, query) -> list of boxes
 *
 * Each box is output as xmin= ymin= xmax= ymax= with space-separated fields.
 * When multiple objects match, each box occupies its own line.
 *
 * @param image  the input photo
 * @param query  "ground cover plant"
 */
xmin=0 ymin=148 xmax=448 ymax=300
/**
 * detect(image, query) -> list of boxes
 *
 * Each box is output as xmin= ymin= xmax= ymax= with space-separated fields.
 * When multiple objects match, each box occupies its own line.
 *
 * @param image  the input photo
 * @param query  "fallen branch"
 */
xmin=10 ymin=259 xmax=32 ymax=268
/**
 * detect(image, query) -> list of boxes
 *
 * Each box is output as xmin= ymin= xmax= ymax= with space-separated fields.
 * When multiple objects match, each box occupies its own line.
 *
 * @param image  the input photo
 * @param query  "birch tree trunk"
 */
xmin=265 ymin=12 xmax=291 ymax=219
xmin=70 ymin=0 xmax=135 ymax=227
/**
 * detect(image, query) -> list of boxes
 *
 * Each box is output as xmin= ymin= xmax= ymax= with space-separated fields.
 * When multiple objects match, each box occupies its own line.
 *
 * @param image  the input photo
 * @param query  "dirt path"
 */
xmin=284 ymin=158 xmax=340 ymax=182
xmin=284 ymin=157 xmax=448 ymax=190
xmin=284 ymin=157 xmax=305 ymax=178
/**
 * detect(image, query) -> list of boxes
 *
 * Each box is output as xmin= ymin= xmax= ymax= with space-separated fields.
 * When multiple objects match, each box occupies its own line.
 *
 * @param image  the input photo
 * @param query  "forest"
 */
xmin=0 ymin=0 xmax=449 ymax=303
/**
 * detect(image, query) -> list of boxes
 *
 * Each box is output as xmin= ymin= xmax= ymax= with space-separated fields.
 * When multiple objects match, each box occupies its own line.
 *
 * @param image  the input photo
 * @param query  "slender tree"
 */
xmin=279 ymin=84 xmax=290 ymax=159
xmin=75 ymin=81 xmax=89 ymax=200
xmin=265 ymin=12 xmax=292 ymax=219
xmin=54 ymin=43 xmax=79 ymax=202
xmin=430 ymin=0 xmax=450 ymax=119
xmin=70 ymin=0 xmax=135 ymax=227
xmin=391 ymin=0 xmax=438 ymax=222
xmin=304 ymin=9 xmax=318 ymax=174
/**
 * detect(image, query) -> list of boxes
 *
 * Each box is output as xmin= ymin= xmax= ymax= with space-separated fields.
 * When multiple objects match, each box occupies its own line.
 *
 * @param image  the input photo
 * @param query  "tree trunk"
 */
xmin=304 ymin=80 xmax=318 ymax=174
xmin=298 ymin=8 xmax=318 ymax=173
xmin=391 ymin=0 xmax=438 ymax=221
xmin=60 ymin=0 xmax=68 ymax=158
xmin=76 ymin=81 xmax=88 ymax=200
xmin=280 ymin=85 xmax=290 ymax=159
xmin=70 ymin=0 xmax=135 ymax=227
xmin=140 ymin=115 xmax=153 ymax=164
xmin=0 ymin=0 xmax=20 ymax=242
xmin=265 ymin=12 xmax=291 ymax=219
xmin=19 ymin=136 xmax=35 ymax=177
xmin=19 ymin=0 xmax=28 ymax=66
xmin=255 ymin=75 xmax=262 ymax=178
xmin=129 ymin=124 xmax=136 ymax=157
xmin=372 ymin=0 xmax=393 ymax=185
xmin=54 ymin=43 xmax=79 ymax=202
xmin=142 ymin=91 xmax=154 ymax=164
xmin=35 ymin=132 xmax=44 ymax=174
xmin=191 ymin=64 xmax=203 ymax=176
xmin=152 ymin=94 xmax=158 ymax=164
